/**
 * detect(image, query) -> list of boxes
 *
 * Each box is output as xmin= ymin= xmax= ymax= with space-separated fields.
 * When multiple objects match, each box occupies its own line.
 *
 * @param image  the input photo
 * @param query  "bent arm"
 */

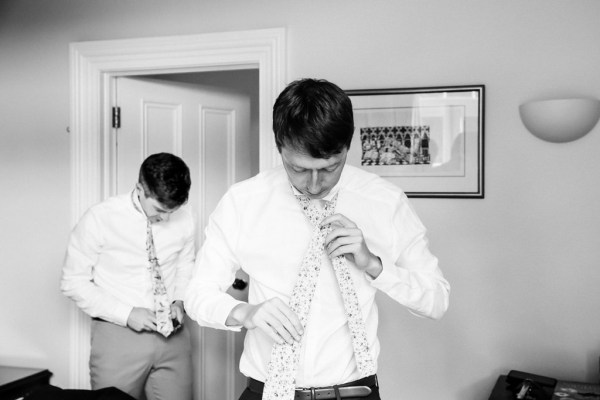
xmin=185 ymin=194 xmax=245 ymax=331
xmin=60 ymin=209 xmax=133 ymax=326
xmin=372 ymin=233 xmax=450 ymax=320
xmin=370 ymin=201 xmax=450 ymax=320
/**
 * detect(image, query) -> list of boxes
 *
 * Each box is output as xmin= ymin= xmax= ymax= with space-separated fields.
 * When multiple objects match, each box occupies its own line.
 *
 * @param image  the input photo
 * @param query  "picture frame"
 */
xmin=346 ymin=85 xmax=485 ymax=198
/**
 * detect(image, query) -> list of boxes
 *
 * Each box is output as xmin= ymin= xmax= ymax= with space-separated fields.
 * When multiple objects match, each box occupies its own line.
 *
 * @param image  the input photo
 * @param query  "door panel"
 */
xmin=114 ymin=75 xmax=250 ymax=400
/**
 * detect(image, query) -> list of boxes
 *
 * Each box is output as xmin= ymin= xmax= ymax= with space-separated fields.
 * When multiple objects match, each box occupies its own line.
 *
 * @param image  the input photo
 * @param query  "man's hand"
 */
xmin=227 ymin=298 xmax=303 ymax=345
xmin=321 ymin=213 xmax=383 ymax=279
xmin=171 ymin=300 xmax=185 ymax=325
xmin=126 ymin=307 xmax=157 ymax=332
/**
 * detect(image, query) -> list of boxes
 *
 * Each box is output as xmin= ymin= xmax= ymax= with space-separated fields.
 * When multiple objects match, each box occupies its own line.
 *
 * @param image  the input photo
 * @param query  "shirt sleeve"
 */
xmin=369 ymin=196 xmax=450 ymax=320
xmin=185 ymin=191 xmax=245 ymax=331
xmin=60 ymin=208 xmax=133 ymax=326
xmin=172 ymin=209 xmax=196 ymax=302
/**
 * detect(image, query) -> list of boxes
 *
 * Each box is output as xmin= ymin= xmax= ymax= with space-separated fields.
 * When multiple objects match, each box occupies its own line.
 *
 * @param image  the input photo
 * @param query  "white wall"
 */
xmin=1 ymin=1 xmax=599 ymax=399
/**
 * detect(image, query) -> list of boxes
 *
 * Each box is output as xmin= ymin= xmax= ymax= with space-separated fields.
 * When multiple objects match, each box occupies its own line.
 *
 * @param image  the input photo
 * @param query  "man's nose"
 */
xmin=307 ymin=170 xmax=321 ymax=194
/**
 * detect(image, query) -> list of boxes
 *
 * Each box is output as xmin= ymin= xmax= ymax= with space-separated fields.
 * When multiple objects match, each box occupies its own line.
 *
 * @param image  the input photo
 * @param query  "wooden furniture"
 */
xmin=0 ymin=366 xmax=52 ymax=400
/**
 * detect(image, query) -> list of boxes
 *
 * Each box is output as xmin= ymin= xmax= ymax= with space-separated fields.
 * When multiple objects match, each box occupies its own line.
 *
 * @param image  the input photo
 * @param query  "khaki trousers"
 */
xmin=90 ymin=319 xmax=193 ymax=400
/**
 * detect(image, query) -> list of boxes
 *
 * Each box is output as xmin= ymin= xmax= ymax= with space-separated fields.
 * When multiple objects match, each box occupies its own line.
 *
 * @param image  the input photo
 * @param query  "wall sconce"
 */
xmin=519 ymin=98 xmax=600 ymax=143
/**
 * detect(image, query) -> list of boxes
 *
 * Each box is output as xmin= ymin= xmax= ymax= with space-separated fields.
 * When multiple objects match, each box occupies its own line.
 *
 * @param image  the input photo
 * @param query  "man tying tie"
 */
xmin=185 ymin=78 xmax=450 ymax=400
xmin=62 ymin=153 xmax=195 ymax=400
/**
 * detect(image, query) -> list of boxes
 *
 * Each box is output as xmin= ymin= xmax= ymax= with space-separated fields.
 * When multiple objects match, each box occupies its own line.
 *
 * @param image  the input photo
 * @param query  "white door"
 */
xmin=113 ymin=75 xmax=251 ymax=400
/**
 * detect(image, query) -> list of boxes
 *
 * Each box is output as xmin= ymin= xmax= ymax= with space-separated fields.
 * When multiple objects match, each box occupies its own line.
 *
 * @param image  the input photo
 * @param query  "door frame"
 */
xmin=68 ymin=28 xmax=286 ymax=395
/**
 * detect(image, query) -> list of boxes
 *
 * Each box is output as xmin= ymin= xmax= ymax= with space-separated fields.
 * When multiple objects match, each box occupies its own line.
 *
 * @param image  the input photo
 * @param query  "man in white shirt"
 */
xmin=62 ymin=153 xmax=195 ymax=400
xmin=185 ymin=79 xmax=450 ymax=400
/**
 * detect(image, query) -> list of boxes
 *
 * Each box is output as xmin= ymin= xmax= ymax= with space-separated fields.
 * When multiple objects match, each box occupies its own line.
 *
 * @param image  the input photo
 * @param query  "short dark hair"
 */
xmin=273 ymin=78 xmax=354 ymax=158
xmin=138 ymin=153 xmax=191 ymax=209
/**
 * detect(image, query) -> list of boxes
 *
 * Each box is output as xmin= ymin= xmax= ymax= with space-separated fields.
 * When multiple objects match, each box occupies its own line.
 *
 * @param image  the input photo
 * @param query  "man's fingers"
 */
xmin=328 ymin=243 xmax=360 ymax=259
xmin=258 ymin=299 xmax=303 ymax=344
xmin=127 ymin=307 xmax=158 ymax=332
xmin=263 ymin=319 xmax=294 ymax=345
xmin=143 ymin=311 xmax=157 ymax=331
xmin=322 ymin=224 xmax=374 ymax=270
xmin=267 ymin=300 xmax=303 ymax=341
xmin=171 ymin=305 xmax=183 ymax=322
xmin=237 ymin=298 xmax=305 ymax=344
xmin=321 ymin=213 xmax=356 ymax=228
xmin=324 ymin=227 xmax=350 ymax=242
xmin=262 ymin=323 xmax=284 ymax=344
xmin=275 ymin=310 xmax=303 ymax=343
xmin=141 ymin=318 xmax=156 ymax=332
xmin=325 ymin=227 xmax=360 ymax=247
xmin=325 ymin=228 xmax=364 ymax=259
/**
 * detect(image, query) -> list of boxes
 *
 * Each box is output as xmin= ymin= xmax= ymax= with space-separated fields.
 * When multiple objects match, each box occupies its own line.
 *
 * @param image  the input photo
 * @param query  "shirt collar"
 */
xmin=130 ymin=188 xmax=147 ymax=218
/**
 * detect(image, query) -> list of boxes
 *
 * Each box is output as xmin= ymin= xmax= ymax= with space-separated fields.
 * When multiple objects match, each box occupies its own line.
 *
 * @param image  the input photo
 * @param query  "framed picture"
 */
xmin=346 ymin=85 xmax=485 ymax=198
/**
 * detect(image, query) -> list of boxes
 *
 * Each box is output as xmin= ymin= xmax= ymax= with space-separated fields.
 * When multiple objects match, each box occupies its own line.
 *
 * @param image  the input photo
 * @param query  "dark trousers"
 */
xmin=238 ymin=376 xmax=381 ymax=400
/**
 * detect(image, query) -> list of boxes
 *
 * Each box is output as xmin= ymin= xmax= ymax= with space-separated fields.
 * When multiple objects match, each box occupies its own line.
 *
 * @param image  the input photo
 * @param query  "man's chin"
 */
xmin=306 ymin=191 xmax=330 ymax=200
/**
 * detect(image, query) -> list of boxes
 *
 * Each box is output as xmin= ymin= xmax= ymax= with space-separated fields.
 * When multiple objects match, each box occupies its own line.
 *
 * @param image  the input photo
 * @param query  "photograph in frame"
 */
xmin=346 ymin=85 xmax=485 ymax=198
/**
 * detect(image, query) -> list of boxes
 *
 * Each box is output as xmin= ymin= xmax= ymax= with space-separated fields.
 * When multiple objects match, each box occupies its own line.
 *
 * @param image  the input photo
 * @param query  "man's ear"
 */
xmin=135 ymin=182 xmax=144 ymax=197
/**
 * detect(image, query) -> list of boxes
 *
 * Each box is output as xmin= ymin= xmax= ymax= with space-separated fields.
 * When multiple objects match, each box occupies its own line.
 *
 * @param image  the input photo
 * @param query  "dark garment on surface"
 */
xmin=25 ymin=385 xmax=136 ymax=400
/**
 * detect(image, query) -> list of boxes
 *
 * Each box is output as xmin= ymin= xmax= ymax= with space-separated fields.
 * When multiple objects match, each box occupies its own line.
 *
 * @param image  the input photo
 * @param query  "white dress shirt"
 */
xmin=185 ymin=164 xmax=449 ymax=387
xmin=62 ymin=190 xmax=196 ymax=327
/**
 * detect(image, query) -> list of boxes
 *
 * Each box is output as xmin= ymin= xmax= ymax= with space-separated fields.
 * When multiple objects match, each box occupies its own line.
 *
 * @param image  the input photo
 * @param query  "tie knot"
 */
xmin=295 ymin=193 xmax=338 ymax=228
xmin=295 ymin=193 xmax=338 ymax=208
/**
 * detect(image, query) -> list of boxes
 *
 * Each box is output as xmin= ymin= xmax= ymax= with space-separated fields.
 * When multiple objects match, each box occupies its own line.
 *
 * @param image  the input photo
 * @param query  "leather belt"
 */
xmin=247 ymin=375 xmax=377 ymax=399
xmin=91 ymin=317 xmax=183 ymax=337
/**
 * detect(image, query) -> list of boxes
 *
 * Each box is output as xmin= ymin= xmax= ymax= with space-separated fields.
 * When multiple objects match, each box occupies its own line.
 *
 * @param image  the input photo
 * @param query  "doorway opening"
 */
xmin=114 ymin=69 xmax=258 ymax=398
xmin=69 ymin=28 xmax=286 ymax=400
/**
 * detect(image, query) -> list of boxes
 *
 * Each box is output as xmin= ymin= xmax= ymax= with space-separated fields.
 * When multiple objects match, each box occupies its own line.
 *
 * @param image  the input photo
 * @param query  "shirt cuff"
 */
xmin=112 ymin=303 xmax=134 ymax=327
xmin=217 ymin=297 xmax=245 ymax=332
xmin=368 ymin=263 xmax=403 ymax=290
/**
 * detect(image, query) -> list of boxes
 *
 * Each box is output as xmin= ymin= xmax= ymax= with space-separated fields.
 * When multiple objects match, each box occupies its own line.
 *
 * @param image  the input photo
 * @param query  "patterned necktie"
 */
xmin=146 ymin=220 xmax=174 ymax=337
xmin=262 ymin=193 xmax=375 ymax=400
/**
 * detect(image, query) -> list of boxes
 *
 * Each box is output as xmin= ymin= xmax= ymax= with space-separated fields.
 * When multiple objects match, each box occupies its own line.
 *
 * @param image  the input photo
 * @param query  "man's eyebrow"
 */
xmin=286 ymin=161 xmax=304 ymax=170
